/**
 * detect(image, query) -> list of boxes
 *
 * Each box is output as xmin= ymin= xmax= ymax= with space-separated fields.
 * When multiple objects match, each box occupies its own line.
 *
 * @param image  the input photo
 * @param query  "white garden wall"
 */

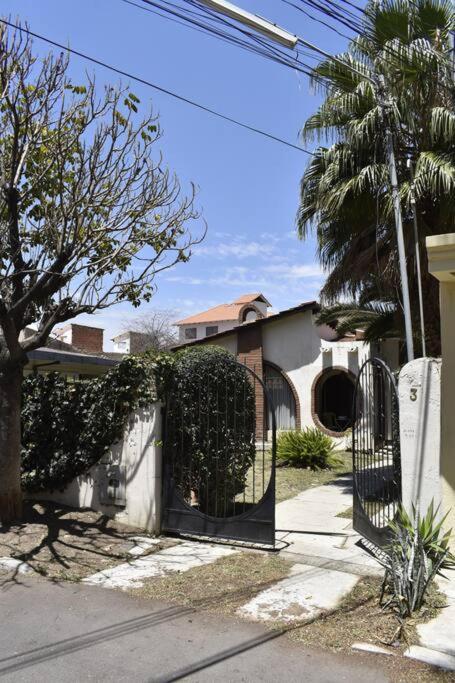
xmin=31 ymin=403 xmax=163 ymax=533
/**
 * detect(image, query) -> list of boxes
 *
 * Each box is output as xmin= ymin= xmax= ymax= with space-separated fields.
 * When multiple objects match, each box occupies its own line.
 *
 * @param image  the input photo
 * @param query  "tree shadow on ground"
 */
xmin=0 ymin=501 xmax=146 ymax=586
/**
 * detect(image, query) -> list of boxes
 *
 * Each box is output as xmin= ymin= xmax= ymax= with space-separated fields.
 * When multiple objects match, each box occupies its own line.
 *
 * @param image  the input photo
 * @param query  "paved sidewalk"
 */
xmin=0 ymin=576 xmax=389 ymax=682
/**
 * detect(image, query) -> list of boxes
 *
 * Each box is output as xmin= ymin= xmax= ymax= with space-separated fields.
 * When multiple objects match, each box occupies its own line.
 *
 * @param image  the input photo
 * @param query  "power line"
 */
xmin=0 ymin=19 xmax=314 ymax=156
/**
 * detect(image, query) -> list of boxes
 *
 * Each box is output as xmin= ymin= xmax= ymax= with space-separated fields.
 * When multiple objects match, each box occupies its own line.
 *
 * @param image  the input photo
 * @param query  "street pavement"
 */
xmin=0 ymin=576 xmax=389 ymax=682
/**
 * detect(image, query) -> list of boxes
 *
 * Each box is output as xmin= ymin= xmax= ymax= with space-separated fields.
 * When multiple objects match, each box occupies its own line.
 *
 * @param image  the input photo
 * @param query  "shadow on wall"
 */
xmin=29 ymin=404 xmax=163 ymax=533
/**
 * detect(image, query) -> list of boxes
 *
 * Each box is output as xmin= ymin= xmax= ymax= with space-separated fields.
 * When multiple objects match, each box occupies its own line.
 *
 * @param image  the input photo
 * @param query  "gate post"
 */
xmin=399 ymin=358 xmax=442 ymax=517
xmin=427 ymin=233 xmax=455 ymax=537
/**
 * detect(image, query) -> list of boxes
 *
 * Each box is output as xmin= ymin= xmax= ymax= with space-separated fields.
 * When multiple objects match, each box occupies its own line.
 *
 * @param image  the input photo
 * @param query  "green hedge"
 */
xmin=21 ymin=356 xmax=155 ymax=492
xmin=163 ymin=346 xmax=256 ymax=515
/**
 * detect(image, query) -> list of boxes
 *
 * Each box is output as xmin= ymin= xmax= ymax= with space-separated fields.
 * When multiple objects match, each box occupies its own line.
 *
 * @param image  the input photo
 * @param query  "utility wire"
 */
xmin=0 ymin=19 xmax=314 ymax=156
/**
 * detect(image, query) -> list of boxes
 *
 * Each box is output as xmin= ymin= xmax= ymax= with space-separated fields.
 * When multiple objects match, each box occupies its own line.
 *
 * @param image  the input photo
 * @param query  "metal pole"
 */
xmin=408 ymin=161 xmax=426 ymax=357
xmin=385 ymin=127 xmax=414 ymax=361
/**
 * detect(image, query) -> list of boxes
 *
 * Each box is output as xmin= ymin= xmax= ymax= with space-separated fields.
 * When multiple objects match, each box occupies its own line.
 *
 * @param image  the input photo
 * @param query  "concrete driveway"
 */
xmin=0 ymin=576 xmax=389 ymax=682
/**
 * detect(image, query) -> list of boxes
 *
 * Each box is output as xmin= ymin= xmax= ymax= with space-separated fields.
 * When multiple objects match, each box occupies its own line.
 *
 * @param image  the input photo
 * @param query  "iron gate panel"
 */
xmin=162 ymin=361 xmax=276 ymax=546
xmin=352 ymin=358 xmax=401 ymax=548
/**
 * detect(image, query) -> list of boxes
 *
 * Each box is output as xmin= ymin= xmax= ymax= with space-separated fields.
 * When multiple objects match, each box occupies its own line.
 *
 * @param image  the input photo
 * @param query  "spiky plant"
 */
xmin=277 ymin=427 xmax=340 ymax=470
xmin=298 ymin=0 xmax=455 ymax=356
xmin=378 ymin=502 xmax=455 ymax=618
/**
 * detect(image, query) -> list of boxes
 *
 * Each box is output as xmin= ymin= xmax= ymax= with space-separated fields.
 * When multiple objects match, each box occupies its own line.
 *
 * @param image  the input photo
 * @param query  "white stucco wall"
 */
xmin=178 ymin=319 xmax=237 ymax=343
xmin=262 ymin=311 xmax=374 ymax=445
xmin=31 ymin=404 xmax=163 ymax=533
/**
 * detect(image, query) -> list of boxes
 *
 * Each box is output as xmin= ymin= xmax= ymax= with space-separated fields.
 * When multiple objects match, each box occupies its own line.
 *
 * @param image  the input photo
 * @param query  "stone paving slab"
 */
xmin=405 ymin=646 xmax=455 ymax=671
xmin=417 ymin=575 xmax=455 ymax=659
xmin=238 ymin=562 xmax=359 ymax=623
xmin=84 ymin=541 xmax=237 ymax=589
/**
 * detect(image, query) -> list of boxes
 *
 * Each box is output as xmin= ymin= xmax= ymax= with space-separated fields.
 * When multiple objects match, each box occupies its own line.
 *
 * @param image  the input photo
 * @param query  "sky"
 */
xmin=8 ymin=0 xmax=353 ymax=348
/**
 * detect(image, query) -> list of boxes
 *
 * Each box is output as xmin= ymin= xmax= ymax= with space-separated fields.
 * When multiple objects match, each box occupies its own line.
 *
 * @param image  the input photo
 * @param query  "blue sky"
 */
xmin=10 ymin=0 xmax=352 ymax=347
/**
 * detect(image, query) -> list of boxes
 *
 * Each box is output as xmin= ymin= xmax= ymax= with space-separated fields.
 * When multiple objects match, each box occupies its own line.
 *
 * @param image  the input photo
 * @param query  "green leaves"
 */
xmin=277 ymin=428 xmax=339 ymax=470
xmin=21 ymin=356 xmax=156 ymax=492
xmin=377 ymin=501 xmax=455 ymax=617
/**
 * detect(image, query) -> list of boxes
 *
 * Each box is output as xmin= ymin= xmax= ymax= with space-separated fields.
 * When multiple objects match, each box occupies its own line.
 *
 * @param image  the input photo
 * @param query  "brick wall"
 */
xmin=57 ymin=324 xmax=104 ymax=354
xmin=237 ymin=325 xmax=265 ymax=439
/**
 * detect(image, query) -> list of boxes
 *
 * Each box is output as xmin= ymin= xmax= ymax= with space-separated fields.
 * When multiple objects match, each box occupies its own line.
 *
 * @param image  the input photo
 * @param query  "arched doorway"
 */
xmin=264 ymin=363 xmax=297 ymax=431
xmin=313 ymin=368 xmax=355 ymax=434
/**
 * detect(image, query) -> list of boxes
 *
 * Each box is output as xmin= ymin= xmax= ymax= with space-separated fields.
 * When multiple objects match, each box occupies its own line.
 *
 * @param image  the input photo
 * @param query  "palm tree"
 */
xmin=298 ymin=0 xmax=455 ymax=357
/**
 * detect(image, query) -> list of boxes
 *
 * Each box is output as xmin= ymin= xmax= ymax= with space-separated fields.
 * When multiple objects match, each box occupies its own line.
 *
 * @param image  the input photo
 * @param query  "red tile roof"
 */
xmin=175 ymin=293 xmax=270 ymax=326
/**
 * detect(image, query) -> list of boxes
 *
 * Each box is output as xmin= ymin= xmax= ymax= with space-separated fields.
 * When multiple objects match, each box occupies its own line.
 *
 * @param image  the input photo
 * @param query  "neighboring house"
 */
xmin=175 ymin=293 xmax=271 ymax=343
xmin=174 ymin=298 xmax=399 ymax=444
xmin=21 ymin=324 xmax=121 ymax=379
xmin=112 ymin=330 xmax=151 ymax=354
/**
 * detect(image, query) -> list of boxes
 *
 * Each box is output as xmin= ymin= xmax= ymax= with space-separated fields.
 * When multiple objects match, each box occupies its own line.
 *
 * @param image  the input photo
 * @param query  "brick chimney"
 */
xmin=55 ymin=324 xmax=104 ymax=354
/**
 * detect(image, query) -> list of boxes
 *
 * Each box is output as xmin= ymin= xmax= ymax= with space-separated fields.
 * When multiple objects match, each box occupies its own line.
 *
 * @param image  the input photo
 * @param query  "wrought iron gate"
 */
xmin=352 ymin=358 xmax=401 ymax=548
xmin=162 ymin=361 xmax=276 ymax=546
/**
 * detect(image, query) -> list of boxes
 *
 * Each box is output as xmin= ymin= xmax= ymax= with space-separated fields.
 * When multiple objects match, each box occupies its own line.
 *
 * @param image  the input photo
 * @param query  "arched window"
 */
xmin=264 ymin=364 xmax=296 ymax=431
xmin=313 ymin=369 xmax=355 ymax=434
xmin=241 ymin=307 xmax=259 ymax=323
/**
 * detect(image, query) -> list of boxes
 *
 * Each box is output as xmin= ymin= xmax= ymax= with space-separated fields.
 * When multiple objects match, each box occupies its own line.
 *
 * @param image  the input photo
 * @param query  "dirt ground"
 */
xmin=132 ymin=553 xmax=453 ymax=683
xmin=0 ymin=501 xmax=169 ymax=582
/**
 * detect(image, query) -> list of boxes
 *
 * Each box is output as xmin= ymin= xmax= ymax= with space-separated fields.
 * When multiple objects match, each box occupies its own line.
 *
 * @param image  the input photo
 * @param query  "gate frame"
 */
xmin=352 ymin=357 xmax=402 ymax=549
xmin=161 ymin=361 xmax=277 ymax=547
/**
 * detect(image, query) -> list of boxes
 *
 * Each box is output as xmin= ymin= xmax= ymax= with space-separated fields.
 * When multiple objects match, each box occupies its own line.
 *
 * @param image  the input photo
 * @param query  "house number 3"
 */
xmin=410 ymin=388 xmax=417 ymax=402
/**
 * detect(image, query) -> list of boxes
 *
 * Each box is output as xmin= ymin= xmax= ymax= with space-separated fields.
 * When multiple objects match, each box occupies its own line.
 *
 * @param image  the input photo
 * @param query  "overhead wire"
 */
xmin=0 ymin=18 xmax=315 ymax=156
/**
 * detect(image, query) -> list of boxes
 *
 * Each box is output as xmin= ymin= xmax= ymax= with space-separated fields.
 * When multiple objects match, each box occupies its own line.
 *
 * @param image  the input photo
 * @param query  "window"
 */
xmin=205 ymin=326 xmax=218 ymax=336
xmin=242 ymin=307 xmax=258 ymax=323
xmin=313 ymin=369 xmax=355 ymax=433
xmin=184 ymin=327 xmax=197 ymax=340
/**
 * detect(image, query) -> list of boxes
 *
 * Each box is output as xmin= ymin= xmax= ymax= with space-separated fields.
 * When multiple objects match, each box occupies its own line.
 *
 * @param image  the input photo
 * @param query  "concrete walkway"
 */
xmin=275 ymin=473 xmax=381 ymax=576
xmin=0 ymin=575 xmax=390 ymax=682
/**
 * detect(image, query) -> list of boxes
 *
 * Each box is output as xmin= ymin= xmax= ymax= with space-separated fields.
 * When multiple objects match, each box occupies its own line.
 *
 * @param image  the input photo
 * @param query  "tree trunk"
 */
xmin=0 ymin=365 xmax=23 ymax=524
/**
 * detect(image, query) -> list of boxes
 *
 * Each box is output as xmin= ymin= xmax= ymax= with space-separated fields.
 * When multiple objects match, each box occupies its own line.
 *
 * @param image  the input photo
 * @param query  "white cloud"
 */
xmin=264 ymin=263 xmax=324 ymax=279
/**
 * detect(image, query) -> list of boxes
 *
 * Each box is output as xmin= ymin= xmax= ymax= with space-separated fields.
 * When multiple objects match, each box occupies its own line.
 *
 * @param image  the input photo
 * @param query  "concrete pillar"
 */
xmin=427 ymin=234 xmax=455 ymax=535
xmin=399 ymin=358 xmax=442 ymax=517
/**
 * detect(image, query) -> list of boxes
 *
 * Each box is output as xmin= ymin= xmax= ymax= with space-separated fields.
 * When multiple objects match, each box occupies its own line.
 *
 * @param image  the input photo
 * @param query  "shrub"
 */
xmin=378 ymin=502 xmax=455 ymax=618
xmin=21 ymin=356 xmax=155 ymax=492
xmin=161 ymin=346 xmax=256 ymax=515
xmin=277 ymin=427 xmax=339 ymax=469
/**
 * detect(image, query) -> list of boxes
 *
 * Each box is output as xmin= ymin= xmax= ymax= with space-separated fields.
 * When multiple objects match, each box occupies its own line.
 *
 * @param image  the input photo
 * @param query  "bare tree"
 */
xmin=121 ymin=309 xmax=178 ymax=353
xmin=0 ymin=23 xmax=203 ymax=522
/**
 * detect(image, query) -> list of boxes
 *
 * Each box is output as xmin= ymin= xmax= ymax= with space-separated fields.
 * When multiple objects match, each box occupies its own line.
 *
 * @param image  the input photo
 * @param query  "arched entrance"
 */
xmin=312 ymin=368 xmax=355 ymax=434
xmin=264 ymin=363 xmax=297 ymax=431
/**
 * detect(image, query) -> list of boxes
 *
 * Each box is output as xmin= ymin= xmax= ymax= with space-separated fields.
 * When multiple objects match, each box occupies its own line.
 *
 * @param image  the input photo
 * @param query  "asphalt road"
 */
xmin=0 ymin=576 xmax=389 ymax=682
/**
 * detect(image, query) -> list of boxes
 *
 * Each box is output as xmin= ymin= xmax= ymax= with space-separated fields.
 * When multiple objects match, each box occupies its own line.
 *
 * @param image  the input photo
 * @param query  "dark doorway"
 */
xmin=315 ymin=370 xmax=354 ymax=433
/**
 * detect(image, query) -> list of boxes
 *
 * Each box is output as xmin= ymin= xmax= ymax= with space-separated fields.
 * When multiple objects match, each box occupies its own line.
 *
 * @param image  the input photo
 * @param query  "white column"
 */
xmin=399 ymin=358 xmax=442 ymax=517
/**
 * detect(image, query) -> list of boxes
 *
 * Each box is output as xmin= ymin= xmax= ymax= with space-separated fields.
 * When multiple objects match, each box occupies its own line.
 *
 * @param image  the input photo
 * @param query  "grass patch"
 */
xmin=237 ymin=450 xmax=352 ymax=505
xmin=336 ymin=506 xmax=353 ymax=519
xmin=275 ymin=451 xmax=352 ymax=503
xmin=130 ymin=551 xmax=293 ymax=616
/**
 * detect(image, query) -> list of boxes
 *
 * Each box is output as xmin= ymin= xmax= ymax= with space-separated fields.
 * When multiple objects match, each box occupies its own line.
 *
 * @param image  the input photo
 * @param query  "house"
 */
xmin=175 ymin=293 xmax=272 ymax=343
xmin=174 ymin=296 xmax=399 ymax=444
xmin=22 ymin=324 xmax=121 ymax=379
xmin=112 ymin=330 xmax=151 ymax=354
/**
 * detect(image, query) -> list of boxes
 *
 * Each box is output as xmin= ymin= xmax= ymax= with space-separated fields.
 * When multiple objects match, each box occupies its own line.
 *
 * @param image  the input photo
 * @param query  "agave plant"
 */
xmin=378 ymin=502 xmax=455 ymax=617
xmin=298 ymin=0 xmax=455 ymax=356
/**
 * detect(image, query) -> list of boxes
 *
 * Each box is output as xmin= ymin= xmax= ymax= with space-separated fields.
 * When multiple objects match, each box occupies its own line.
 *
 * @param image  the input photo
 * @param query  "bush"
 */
xmin=161 ymin=346 xmax=256 ymax=515
xmin=21 ymin=356 xmax=155 ymax=492
xmin=277 ymin=427 xmax=339 ymax=469
xmin=378 ymin=502 xmax=455 ymax=618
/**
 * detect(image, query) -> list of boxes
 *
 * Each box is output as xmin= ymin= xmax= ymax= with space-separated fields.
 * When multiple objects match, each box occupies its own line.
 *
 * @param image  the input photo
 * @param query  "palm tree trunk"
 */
xmin=0 ymin=365 xmax=23 ymax=524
